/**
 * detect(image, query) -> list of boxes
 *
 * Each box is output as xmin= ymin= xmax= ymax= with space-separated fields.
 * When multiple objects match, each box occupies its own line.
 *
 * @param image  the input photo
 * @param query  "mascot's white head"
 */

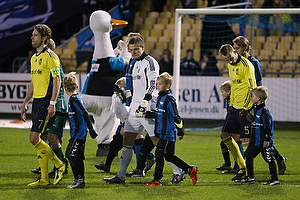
xmin=90 ymin=10 xmax=127 ymax=60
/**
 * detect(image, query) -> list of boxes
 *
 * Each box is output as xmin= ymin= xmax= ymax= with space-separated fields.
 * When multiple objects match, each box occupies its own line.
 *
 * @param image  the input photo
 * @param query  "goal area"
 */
xmin=172 ymin=7 xmax=300 ymax=122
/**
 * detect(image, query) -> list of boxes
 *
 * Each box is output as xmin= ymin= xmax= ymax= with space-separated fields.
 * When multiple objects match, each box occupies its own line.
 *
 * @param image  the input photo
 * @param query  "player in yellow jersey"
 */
xmin=21 ymin=24 xmax=65 ymax=186
xmin=219 ymin=44 xmax=257 ymax=181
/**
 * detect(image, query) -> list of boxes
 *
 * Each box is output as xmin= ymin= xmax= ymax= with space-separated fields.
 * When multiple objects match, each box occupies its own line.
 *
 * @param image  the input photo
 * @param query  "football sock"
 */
xmin=35 ymin=139 xmax=63 ymax=168
xmin=237 ymin=141 xmax=244 ymax=156
xmin=168 ymin=162 xmax=183 ymax=175
xmin=37 ymin=149 xmax=49 ymax=181
xmin=223 ymin=136 xmax=246 ymax=170
xmin=220 ymin=141 xmax=231 ymax=166
xmin=133 ymin=138 xmax=143 ymax=168
xmin=52 ymin=143 xmax=63 ymax=161
xmin=117 ymin=146 xmax=133 ymax=180
xmin=273 ymin=147 xmax=283 ymax=163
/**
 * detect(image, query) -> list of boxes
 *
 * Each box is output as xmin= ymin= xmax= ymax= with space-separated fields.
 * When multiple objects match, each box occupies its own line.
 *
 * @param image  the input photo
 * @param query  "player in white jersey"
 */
xmin=103 ymin=35 xmax=182 ymax=184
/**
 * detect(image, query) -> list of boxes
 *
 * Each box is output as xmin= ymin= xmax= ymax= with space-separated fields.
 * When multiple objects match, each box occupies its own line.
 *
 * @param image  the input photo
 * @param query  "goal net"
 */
xmin=172 ymin=7 xmax=300 ymax=122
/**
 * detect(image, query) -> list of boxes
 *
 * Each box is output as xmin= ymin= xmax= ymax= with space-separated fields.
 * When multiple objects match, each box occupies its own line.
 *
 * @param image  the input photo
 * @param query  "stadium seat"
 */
xmin=150 ymin=29 xmax=162 ymax=37
xmin=184 ymin=36 xmax=198 ymax=42
xmin=158 ymin=36 xmax=171 ymax=43
xmin=268 ymin=62 xmax=282 ymax=71
xmin=144 ymin=42 xmax=155 ymax=51
xmin=277 ymin=42 xmax=291 ymax=51
xmin=160 ymin=11 xmax=172 ymax=18
xmin=144 ymin=17 xmax=157 ymax=25
xmin=163 ymin=29 xmax=174 ymax=39
xmin=151 ymin=48 xmax=164 ymax=60
xmin=145 ymin=36 xmax=158 ymax=43
xmin=143 ymin=23 xmax=153 ymax=30
xmin=155 ymin=42 xmax=168 ymax=50
xmin=54 ymin=48 xmax=63 ymax=57
xmin=157 ymin=17 xmax=170 ymax=24
xmin=147 ymin=12 xmax=160 ymax=18
xmin=263 ymin=42 xmax=277 ymax=51
xmin=140 ymin=29 xmax=149 ymax=38
xmin=182 ymin=42 xmax=194 ymax=50
xmin=153 ymin=23 xmax=166 ymax=30
xmin=266 ymin=36 xmax=280 ymax=43
xmin=134 ymin=16 xmax=144 ymax=26
xmin=263 ymin=68 xmax=278 ymax=77
xmin=280 ymin=35 xmax=294 ymax=43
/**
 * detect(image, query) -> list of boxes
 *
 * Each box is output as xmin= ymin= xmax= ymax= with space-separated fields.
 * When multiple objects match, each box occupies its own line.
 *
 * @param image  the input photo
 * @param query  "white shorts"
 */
xmin=124 ymin=114 xmax=155 ymax=137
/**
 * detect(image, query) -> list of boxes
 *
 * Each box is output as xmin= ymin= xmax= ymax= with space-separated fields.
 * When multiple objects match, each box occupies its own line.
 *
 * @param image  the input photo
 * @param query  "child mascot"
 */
xmin=81 ymin=10 xmax=130 ymax=156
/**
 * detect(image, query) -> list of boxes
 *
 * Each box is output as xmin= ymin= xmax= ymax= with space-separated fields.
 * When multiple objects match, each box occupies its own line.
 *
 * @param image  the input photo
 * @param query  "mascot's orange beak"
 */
xmin=111 ymin=18 xmax=128 ymax=29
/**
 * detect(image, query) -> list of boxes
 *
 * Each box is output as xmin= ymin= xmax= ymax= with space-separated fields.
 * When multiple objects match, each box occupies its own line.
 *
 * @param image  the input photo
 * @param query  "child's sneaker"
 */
xmin=231 ymin=168 xmax=246 ymax=181
xmin=216 ymin=163 xmax=232 ymax=171
xmin=236 ymin=176 xmax=255 ymax=184
xmin=188 ymin=166 xmax=198 ymax=185
xmin=171 ymin=173 xmax=186 ymax=184
xmin=263 ymin=180 xmax=280 ymax=185
xmin=144 ymin=180 xmax=162 ymax=186
xmin=68 ymin=178 xmax=85 ymax=188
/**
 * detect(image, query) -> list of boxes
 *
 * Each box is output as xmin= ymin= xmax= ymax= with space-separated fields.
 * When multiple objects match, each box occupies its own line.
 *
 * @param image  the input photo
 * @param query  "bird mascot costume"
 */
xmin=81 ymin=10 xmax=130 ymax=156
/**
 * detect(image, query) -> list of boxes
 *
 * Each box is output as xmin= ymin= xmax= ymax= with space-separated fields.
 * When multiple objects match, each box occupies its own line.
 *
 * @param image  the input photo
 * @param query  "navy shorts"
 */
xmin=31 ymin=98 xmax=55 ymax=133
xmin=222 ymin=107 xmax=250 ymax=138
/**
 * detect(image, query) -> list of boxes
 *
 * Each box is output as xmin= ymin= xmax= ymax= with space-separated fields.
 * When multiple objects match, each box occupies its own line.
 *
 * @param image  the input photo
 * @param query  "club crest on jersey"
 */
xmin=235 ymin=68 xmax=239 ymax=75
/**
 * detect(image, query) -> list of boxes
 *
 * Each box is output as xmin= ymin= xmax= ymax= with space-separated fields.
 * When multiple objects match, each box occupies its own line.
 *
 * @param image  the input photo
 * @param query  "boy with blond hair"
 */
xmin=237 ymin=86 xmax=279 ymax=185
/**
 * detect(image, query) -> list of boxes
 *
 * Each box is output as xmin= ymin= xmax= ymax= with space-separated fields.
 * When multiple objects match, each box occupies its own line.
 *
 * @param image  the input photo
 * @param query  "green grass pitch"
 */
xmin=0 ymin=126 xmax=299 ymax=200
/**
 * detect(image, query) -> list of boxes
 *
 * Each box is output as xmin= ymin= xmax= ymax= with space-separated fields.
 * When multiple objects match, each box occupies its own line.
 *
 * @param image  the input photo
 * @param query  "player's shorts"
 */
xmin=222 ymin=107 xmax=251 ymax=138
xmin=65 ymin=138 xmax=85 ymax=160
xmin=31 ymin=98 xmax=55 ymax=133
xmin=124 ymin=114 xmax=155 ymax=137
xmin=48 ymin=96 xmax=67 ymax=136
xmin=240 ymin=118 xmax=251 ymax=139
xmin=222 ymin=107 xmax=241 ymax=134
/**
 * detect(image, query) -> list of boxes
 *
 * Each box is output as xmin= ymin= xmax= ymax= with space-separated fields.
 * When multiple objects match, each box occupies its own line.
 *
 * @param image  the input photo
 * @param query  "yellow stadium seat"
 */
xmin=156 ymin=42 xmax=168 ymax=50
xmin=160 ymin=11 xmax=172 ymax=18
xmin=158 ymin=36 xmax=171 ymax=42
xmin=266 ymin=36 xmax=280 ymax=43
xmin=147 ymin=12 xmax=160 ymax=18
xmin=163 ymin=29 xmax=174 ymax=39
xmin=145 ymin=36 xmax=158 ymax=43
xmin=144 ymin=42 xmax=155 ymax=51
xmin=153 ymin=23 xmax=166 ymax=30
xmin=150 ymin=29 xmax=162 ymax=37
xmin=157 ymin=17 xmax=169 ymax=24
xmin=140 ymin=29 xmax=149 ymax=38
xmin=280 ymin=35 xmax=294 ymax=43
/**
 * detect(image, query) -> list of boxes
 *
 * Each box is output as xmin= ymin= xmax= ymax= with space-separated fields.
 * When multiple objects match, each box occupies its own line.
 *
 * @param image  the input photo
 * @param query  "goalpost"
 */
xmin=172 ymin=8 xmax=300 ymax=122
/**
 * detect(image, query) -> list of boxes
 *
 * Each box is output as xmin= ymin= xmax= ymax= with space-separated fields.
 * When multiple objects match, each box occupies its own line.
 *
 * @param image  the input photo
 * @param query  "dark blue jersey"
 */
xmin=250 ymin=103 xmax=274 ymax=148
xmin=248 ymin=56 xmax=262 ymax=86
xmin=68 ymin=94 xmax=90 ymax=141
xmin=82 ymin=57 xmax=124 ymax=96
xmin=125 ymin=58 xmax=136 ymax=106
xmin=154 ymin=90 xmax=182 ymax=142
